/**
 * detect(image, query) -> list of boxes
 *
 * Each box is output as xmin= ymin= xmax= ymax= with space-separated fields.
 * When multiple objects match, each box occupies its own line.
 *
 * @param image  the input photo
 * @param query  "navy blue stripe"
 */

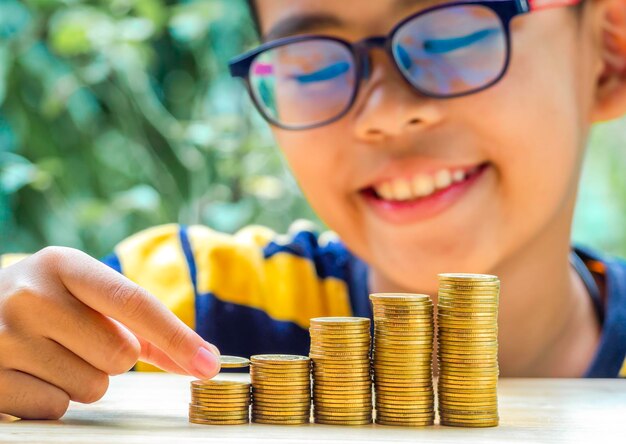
xmin=195 ymin=291 xmax=310 ymax=357
xmin=586 ymin=263 xmax=626 ymax=377
xmin=179 ymin=225 xmax=198 ymax=298
xmin=263 ymin=231 xmax=349 ymax=281
xmin=101 ymin=253 xmax=122 ymax=274
xmin=576 ymin=245 xmax=626 ymax=378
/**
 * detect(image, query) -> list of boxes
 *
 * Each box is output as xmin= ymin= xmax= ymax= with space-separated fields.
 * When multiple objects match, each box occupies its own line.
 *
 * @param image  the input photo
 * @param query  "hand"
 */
xmin=0 ymin=247 xmax=221 ymax=419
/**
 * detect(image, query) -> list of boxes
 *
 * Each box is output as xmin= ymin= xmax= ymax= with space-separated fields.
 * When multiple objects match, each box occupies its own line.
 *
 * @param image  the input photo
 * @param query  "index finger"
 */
xmin=51 ymin=248 xmax=221 ymax=379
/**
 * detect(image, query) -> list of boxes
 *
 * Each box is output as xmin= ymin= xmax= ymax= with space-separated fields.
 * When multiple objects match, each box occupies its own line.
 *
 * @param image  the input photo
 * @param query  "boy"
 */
xmin=1 ymin=0 xmax=625 ymax=420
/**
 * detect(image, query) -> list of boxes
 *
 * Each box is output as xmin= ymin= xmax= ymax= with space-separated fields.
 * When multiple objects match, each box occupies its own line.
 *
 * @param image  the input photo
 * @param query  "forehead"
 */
xmin=255 ymin=0 xmax=443 ymax=41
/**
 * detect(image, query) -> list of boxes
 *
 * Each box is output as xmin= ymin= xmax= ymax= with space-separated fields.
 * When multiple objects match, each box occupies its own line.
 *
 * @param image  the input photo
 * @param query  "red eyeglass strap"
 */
xmin=528 ymin=0 xmax=582 ymax=12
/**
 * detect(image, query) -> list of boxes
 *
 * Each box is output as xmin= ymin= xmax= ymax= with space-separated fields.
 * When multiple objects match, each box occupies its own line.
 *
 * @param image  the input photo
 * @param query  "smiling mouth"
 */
xmin=360 ymin=162 xmax=491 ymax=203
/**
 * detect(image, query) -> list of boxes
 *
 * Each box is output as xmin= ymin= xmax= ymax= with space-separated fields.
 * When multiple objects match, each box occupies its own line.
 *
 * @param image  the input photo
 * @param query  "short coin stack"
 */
xmin=370 ymin=293 xmax=435 ymax=427
xmin=309 ymin=317 xmax=373 ymax=425
xmin=250 ymin=354 xmax=311 ymax=424
xmin=189 ymin=379 xmax=251 ymax=425
xmin=437 ymin=273 xmax=500 ymax=428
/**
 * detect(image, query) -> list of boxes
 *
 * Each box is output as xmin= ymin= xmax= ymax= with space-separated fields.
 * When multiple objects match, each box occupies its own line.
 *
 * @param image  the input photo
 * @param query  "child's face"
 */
xmin=255 ymin=1 xmax=604 ymax=289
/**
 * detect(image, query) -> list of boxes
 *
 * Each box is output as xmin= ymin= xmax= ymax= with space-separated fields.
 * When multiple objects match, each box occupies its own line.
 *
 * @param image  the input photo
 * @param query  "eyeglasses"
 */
xmin=230 ymin=0 xmax=581 ymax=130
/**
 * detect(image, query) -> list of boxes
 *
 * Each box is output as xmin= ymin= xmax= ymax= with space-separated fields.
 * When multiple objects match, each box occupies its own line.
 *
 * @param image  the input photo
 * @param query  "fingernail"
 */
xmin=192 ymin=346 xmax=220 ymax=379
xmin=206 ymin=343 xmax=221 ymax=357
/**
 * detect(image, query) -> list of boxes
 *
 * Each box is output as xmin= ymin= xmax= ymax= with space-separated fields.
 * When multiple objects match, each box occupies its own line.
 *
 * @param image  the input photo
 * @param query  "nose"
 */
xmin=352 ymin=50 xmax=444 ymax=144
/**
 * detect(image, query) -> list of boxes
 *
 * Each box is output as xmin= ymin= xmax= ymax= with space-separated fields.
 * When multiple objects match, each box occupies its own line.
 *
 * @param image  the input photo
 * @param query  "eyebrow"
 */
xmin=263 ymin=0 xmax=423 ymax=41
xmin=264 ymin=14 xmax=343 ymax=41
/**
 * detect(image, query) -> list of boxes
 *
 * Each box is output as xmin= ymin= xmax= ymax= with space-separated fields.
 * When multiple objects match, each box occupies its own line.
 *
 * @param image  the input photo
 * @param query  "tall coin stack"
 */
xmin=189 ymin=379 xmax=251 ymax=425
xmin=370 ymin=293 xmax=435 ymax=427
xmin=309 ymin=317 xmax=373 ymax=425
xmin=437 ymin=273 xmax=500 ymax=428
xmin=250 ymin=354 xmax=311 ymax=425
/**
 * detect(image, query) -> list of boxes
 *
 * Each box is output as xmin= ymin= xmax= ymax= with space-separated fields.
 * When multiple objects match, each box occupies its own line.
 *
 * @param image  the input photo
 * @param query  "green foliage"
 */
xmin=0 ymin=0 xmax=319 ymax=258
xmin=0 ymin=0 xmax=624 ymax=259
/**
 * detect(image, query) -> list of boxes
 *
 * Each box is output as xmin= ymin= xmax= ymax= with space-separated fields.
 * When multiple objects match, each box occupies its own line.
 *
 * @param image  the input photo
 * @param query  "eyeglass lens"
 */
xmin=248 ymin=4 xmax=507 ymax=128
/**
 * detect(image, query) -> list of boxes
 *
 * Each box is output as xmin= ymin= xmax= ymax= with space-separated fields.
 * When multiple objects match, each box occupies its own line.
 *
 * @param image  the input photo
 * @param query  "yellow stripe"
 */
xmin=620 ymin=358 xmax=626 ymax=378
xmin=115 ymin=224 xmax=196 ymax=373
xmin=0 ymin=253 xmax=30 ymax=268
xmin=189 ymin=225 xmax=352 ymax=330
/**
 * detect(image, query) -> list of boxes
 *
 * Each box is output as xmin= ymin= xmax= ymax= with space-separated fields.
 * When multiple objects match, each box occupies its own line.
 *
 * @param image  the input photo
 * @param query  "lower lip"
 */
xmin=360 ymin=163 xmax=490 ymax=225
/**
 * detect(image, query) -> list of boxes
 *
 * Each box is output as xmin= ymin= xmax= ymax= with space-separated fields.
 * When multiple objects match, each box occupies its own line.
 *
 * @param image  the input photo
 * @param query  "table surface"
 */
xmin=1 ymin=373 xmax=625 ymax=444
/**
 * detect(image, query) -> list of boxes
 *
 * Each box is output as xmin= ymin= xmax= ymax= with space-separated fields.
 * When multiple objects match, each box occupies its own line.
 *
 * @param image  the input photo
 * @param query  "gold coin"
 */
xmin=313 ymin=405 xmax=373 ymax=414
xmin=375 ymin=418 xmax=433 ymax=427
xmin=191 ymin=389 xmax=250 ymax=396
xmin=438 ymin=305 xmax=498 ymax=313
xmin=438 ymin=272 xmax=499 ymax=280
xmin=370 ymin=292 xmax=432 ymax=302
xmin=189 ymin=417 xmax=249 ymax=425
xmin=376 ymin=412 xmax=434 ymax=418
xmin=314 ymin=417 xmax=372 ymax=425
xmin=313 ymin=391 xmax=372 ymax=399
xmin=309 ymin=330 xmax=371 ymax=337
xmin=437 ymin=393 xmax=498 ymax=401
xmin=251 ymin=408 xmax=311 ymax=416
xmin=189 ymin=402 xmax=249 ymax=410
xmin=374 ymin=337 xmax=433 ymax=344
xmin=439 ymin=419 xmax=498 ymax=428
xmin=251 ymin=386 xmax=310 ymax=392
xmin=310 ymin=316 xmax=370 ymax=324
xmin=252 ymin=413 xmax=310 ymax=421
xmin=313 ymin=368 xmax=371 ymax=375
xmin=375 ymin=404 xmax=433 ymax=412
xmin=189 ymin=413 xmax=249 ymax=421
xmin=438 ymin=403 xmax=498 ymax=410
xmin=439 ymin=406 xmax=498 ymax=414
xmin=375 ymin=330 xmax=433 ymax=338
xmin=309 ymin=348 xmax=370 ymax=355
xmin=219 ymin=355 xmax=250 ymax=368
xmin=314 ymin=411 xmax=373 ymax=420
xmin=438 ymin=376 xmax=498 ymax=384
xmin=314 ymin=401 xmax=372 ymax=408
xmin=252 ymin=417 xmax=309 ymax=425
xmin=311 ymin=338 xmax=371 ymax=348
xmin=252 ymin=395 xmax=310 ymax=403
xmin=373 ymin=310 xmax=433 ymax=317
xmin=253 ymin=401 xmax=310 ymax=408
xmin=191 ymin=379 xmax=250 ymax=388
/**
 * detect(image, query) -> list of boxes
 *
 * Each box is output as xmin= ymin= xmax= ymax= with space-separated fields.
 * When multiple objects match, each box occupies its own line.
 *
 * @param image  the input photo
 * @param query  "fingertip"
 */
xmin=191 ymin=346 xmax=221 ymax=379
xmin=206 ymin=342 xmax=221 ymax=357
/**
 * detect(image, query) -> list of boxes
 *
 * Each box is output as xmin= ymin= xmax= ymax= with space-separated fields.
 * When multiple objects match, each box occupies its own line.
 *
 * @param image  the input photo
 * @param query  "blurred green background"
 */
xmin=1 ymin=0 xmax=625 ymax=259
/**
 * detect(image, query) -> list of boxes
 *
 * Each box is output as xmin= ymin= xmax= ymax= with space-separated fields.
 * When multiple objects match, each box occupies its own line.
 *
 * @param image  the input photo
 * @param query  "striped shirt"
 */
xmin=2 ymin=221 xmax=624 ymax=377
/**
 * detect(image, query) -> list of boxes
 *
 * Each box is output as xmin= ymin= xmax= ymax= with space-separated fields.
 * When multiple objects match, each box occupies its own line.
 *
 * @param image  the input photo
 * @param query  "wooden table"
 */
xmin=1 ymin=373 xmax=625 ymax=443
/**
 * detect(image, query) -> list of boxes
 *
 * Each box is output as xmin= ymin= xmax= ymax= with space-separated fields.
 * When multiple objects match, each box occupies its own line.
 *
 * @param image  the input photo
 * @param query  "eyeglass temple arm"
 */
xmin=527 ymin=0 xmax=583 ymax=12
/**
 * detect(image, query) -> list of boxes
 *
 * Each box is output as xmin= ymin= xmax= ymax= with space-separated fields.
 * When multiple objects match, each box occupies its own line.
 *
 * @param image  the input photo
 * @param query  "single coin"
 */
xmin=314 ymin=417 xmax=372 ymax=426
xmin=189 ymin=418 xmax=249 ymax=425
xmin=375 ymin=418 xmax=433 ymax=427
xmin=252 ymin=413 xmax=309 ymax=421
xmin=252 ymin=417 xmax=309 ymax=425
xmin=219 ymin=355 xmax=251 ymax=368
xmin=314 ymin=411 xmax=373 ymax=419
xmin=250 ymin=354 xmax=310 ymax=366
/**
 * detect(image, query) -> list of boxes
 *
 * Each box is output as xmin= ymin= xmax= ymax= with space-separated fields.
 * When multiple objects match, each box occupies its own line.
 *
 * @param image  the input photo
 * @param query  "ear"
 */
xmin=591 ymin=0 xmax=626 ymax=122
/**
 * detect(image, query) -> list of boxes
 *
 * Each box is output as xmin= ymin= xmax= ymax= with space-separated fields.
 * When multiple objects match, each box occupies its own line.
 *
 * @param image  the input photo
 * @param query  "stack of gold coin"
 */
xmin=370 ymin=293 xmax=435 ymax=427
xmin=250 ymin=354 xmax=311 ymax=425
xmin=309 ymin=317 xmax=373 ymax=425
xmin=437 ymin=273 xmax=500 ymax=428
xmin=189 ymin=379 xmax=251 ymax=425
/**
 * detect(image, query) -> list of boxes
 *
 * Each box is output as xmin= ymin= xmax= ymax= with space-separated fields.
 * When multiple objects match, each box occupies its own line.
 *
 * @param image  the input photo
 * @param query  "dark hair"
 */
xmin=245 ymin=0 xmax=585 ymax=40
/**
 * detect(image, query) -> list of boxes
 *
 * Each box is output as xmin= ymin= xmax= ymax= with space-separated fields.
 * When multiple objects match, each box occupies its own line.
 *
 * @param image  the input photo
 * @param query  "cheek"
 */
xmin=273 ymin=125 xmax=358 ymax=229
xmin=466 ymin=16 xmax=586 ymax=236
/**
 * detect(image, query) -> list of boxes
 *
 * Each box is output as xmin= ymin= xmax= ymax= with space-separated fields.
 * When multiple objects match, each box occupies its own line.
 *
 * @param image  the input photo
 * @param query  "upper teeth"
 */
xmin=374 ymin=168 xmax=467 ymax=201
